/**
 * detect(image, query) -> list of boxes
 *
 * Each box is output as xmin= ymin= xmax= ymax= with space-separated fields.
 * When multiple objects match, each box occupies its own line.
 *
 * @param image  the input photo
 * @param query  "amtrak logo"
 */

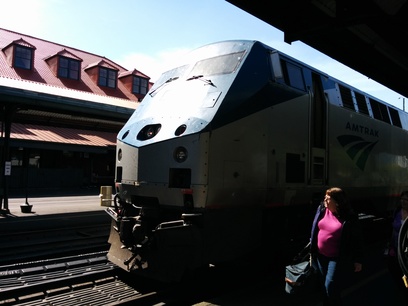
xmin=337 ymin=135 xmax=378 ymax=171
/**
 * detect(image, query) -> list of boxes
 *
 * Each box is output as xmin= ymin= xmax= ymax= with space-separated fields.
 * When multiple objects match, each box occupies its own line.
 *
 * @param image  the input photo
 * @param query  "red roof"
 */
xmin=10 ymin=123 xmax=116 ymax=147
xmin=0 ymin=28 xmax=151 ymax=102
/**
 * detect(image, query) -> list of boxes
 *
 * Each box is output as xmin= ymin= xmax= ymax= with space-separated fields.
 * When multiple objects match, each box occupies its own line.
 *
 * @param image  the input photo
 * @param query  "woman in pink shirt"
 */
xmin=310 ymin=187 xmax=364 ymax=306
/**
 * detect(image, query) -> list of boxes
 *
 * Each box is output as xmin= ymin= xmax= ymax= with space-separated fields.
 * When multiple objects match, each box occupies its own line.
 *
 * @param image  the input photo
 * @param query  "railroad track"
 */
xmin=0 ymin=252 xmax=167 ymax=305
xmin=0 ymin=211 xmax=111 ymax=265
xmin=0 ymin=250 xmax=270 ymax=306
xmin=0 ymin=210 xmax=181 ymax=305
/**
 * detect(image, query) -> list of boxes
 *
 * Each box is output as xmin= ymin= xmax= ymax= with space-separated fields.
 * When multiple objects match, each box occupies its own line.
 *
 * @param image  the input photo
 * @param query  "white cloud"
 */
xmin=117 ymin=48 xmax=191 ymax=83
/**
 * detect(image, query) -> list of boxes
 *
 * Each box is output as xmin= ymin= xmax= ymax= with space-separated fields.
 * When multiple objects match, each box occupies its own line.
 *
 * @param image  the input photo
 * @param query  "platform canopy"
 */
xmin=227 ymin=0 xmax=408 ymax=98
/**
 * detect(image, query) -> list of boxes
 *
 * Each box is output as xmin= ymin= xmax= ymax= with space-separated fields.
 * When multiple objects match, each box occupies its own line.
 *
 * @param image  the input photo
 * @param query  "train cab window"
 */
xmin=369 ymin=99 xmax=391 ymax=124
xmin=389 ymin=107 xmax=402 ymax=128
xmin=187 ymin=51 xmax=245 ymax=77
xmin=354 ymin=92 xmax=369 ymax=115
xmin=282 ymin=61 xmax=305 ymax=91
xmin=338 ymin=84 xmax=355 ymax=111
xmin=156 ymin=65 xmax=188 ymax=85
xmin=270 ymin=51 xmax=283 ymax=79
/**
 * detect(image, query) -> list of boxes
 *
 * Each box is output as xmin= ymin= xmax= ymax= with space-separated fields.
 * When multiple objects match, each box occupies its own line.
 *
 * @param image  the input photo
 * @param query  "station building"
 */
xmin=0 ymin=28 xmax=152 ymax=199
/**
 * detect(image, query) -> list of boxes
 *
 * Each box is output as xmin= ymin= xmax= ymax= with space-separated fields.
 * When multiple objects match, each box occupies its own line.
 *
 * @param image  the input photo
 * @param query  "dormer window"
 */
xmin=99 ymin=67 xmax=117 ymax=88
xmin=133 ymin=76 xmax=148 ymax=95
xmin=44 ymin=49 xmax=82 ymax=80
xmin=2 ymin=39 xmax=36 ymax=70
xmin=85 ymin=60 xmax=120 ymax=89
xmin=58 ymin=56 xmax=80 ymax=80
xmin=14 ymin=45 xmax=33 ymax=69
xmin=118 ymin=69 xmax=150 ymax=99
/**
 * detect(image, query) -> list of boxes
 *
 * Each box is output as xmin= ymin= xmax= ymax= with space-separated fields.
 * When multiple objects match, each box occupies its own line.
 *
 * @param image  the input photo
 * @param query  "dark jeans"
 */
xmin=315 ymin=253 xmax=343 ymax=306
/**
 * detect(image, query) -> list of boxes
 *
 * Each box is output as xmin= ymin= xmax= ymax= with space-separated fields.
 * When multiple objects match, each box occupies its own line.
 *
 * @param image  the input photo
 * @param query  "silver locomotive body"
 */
xmin=107 ymin=40 xmax=408 ymax=282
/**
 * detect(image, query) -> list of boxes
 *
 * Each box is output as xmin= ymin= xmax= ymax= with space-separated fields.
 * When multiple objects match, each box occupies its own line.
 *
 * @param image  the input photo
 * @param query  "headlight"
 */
xmin=175 ymin=124 xmax=187 ymax=136
xmin=174 ymin=146 xmax=188 ymax=163
xmin=137 ymin=124 xmax=161 ymax=140
xmin=121 ymin=130 xmax=130 ymax=140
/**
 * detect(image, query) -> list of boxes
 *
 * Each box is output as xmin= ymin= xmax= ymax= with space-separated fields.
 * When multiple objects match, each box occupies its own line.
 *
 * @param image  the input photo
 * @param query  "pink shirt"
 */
xmin=317 ymin=208 xmax=343 ymax=258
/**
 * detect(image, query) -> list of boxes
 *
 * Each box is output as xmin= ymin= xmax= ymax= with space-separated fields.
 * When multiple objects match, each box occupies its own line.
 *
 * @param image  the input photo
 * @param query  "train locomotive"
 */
xmin=106 ymin=40 xmax=408 ymax=282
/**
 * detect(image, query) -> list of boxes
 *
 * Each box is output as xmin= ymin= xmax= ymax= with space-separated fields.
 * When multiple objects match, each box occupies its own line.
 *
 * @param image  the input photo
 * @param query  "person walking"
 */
xmin=310 ymin=187 xmax=364 ymax=306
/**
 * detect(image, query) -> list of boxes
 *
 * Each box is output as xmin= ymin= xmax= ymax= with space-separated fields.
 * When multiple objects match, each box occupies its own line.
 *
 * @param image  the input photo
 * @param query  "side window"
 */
xmin=284 ymin=62 xmax=306 ymax=91
xmin=270 ymin=51 xmax=283 ymax=79
xmin=354 ymin=91 xmax=369 ymax=115
xmin=370 ymin=99 xmax=391 ymax=124
xmin=389 ymin=108 xmax=402 ymax=128
xmin=338 ymin=84 xmax=355 ymax=111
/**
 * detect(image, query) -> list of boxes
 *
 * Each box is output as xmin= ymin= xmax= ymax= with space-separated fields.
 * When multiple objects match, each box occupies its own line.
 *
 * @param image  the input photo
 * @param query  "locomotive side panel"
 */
xmin=196 ymin=93 xmax=311 ymax=263
xmin=202 ymin=42 xmax=313 ymax=208
xmin=326 ymin=100 xmax=408 ymax=213
xmin=264 ymin=95 xmax=311 ymax=199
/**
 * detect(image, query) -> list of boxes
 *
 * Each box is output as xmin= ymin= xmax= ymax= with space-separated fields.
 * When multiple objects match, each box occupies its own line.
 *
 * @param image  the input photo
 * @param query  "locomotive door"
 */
xmin=309 ymin=72 xmax=327 ymax=185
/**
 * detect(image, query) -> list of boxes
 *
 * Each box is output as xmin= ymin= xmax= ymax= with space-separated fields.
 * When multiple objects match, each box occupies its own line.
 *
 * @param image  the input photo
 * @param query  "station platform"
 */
xmin=0 ymin=187 xmax=110 ymax=218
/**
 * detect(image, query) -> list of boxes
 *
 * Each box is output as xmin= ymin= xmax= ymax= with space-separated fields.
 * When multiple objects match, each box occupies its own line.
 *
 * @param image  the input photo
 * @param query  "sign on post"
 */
xmin=4 ymin=161 xmax=11 ymax=176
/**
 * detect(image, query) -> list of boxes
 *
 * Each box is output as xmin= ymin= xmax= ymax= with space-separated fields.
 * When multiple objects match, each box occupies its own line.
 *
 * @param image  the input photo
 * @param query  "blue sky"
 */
xmin=1 ymin=0 xmax=405 ymax=109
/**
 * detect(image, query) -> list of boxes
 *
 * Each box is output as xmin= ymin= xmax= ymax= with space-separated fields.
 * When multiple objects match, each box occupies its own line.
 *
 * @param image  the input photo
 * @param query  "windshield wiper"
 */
xmin=186 ymin=75 xmax=216 ymax=87
xmin=149 ymin=77 xmax=179 ymax=96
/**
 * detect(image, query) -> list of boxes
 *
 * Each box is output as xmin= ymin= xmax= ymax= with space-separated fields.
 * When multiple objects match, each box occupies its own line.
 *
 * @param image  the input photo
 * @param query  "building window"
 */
xmin=11 ymin=149 xmax=23 ymax=166
xmin=14 ymin=45 xmax=33 ymax=69
xmin=99 ymin=67 xmax=117 ymax=88
xmin=58 ymin=56 xmax=80 ymax=80
xmin=133 ymin=76 xmax=148 ymax=94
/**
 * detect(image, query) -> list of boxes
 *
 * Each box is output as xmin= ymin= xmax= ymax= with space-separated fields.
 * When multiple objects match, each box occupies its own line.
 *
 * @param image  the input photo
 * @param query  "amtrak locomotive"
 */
xmin=106 ymin=40 xmax=408 ymax=282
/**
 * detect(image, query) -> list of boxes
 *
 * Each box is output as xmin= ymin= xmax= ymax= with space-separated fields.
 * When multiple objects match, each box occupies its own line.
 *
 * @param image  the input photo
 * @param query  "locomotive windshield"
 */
xmin=150 ymin=64 xmax=189 ymax=92
xmin=186 ymin=51 xmax=245 ymax=78
xmin=150 ymin=50 xmax=245 ymax=94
